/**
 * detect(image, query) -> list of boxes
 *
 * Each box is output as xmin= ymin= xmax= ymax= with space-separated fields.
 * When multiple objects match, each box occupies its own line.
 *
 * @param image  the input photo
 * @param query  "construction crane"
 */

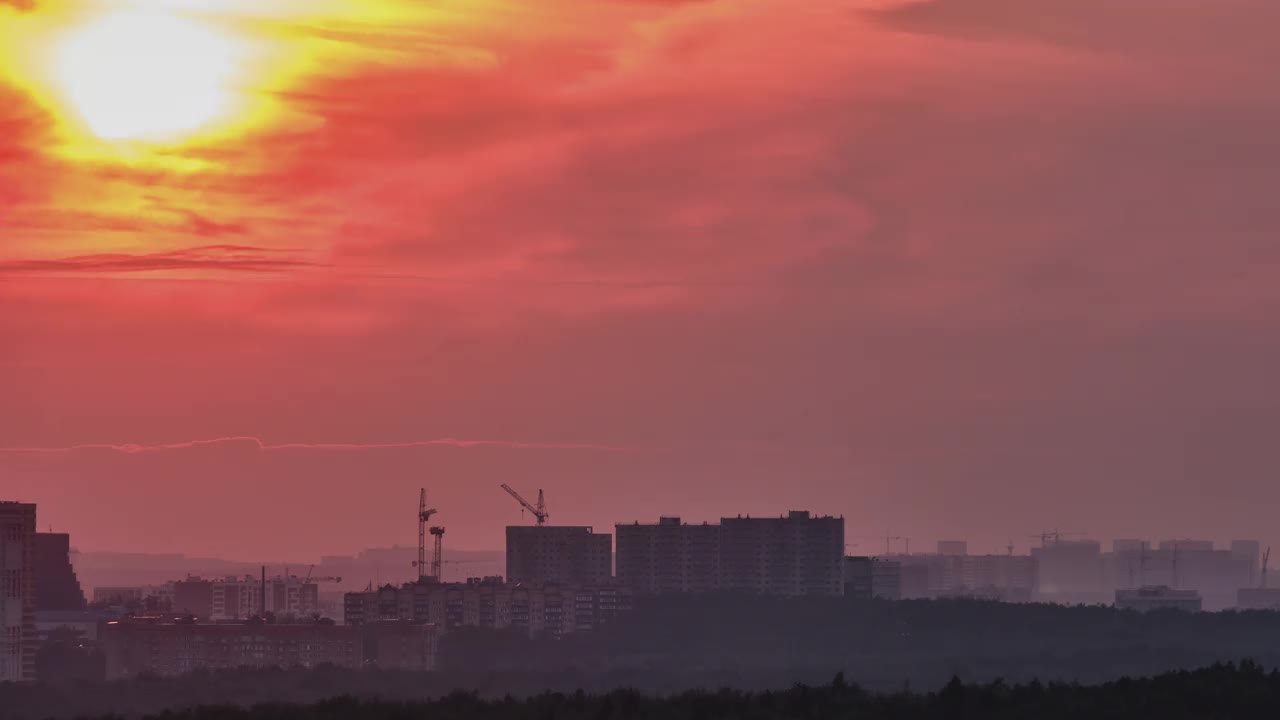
xmin=1028 ymin=530 xmax=1081 ymax=548
xmin=500 ymin=484 xmax=548 ymax=526
xmin=416 ymin=489 xmax=438 ymax=581
xmin=429 ymin=527 xmax=446 ymax=580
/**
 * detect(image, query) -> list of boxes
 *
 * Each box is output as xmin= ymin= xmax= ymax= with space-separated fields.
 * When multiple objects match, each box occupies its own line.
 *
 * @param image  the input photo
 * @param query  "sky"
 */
xmin=2 ymin=0 xmax=1280 ymax=561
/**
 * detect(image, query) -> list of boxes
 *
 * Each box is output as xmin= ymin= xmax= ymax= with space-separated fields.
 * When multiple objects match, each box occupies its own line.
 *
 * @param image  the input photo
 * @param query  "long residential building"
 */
xmin=505 ymin=526 xmax=613 ymax=586
xmin=103 ymin=617 xmax=438 ymax=679
xmin=617 ymin=511 xmax=845 ymax=597
xmin=343 ymin=578 xmax=631 ymax=638
xmin=0 ymin=502 xmax=37 ymax=683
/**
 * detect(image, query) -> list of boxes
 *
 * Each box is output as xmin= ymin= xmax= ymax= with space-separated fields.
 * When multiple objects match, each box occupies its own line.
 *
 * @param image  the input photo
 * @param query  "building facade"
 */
xmin=615 ymin=517 xmax=721 ymax=594
xmin=719 ymin=511 xmax=844 ymax=596
xmin=505 ymin=526 xmax=612 ymax=586
xmin=0 ymin=502 xmax=37 ymax=683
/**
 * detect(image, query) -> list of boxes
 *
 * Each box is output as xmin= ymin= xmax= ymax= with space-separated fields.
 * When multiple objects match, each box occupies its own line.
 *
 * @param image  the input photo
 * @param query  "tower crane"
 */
xmin=1028 ymin=530 xmax=1081 ymax=548
xmin=416 ymin=489 xmax=438 ymax=581
xmin=500 ymin=484 xmax=548 ymax=526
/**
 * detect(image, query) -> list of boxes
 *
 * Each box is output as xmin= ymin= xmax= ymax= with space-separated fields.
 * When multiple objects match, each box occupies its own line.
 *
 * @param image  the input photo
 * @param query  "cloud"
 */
xmin=0 ymin=435 xmax=636 ymax=454
xmin=0 ymin=245 xmax=315 ymax=275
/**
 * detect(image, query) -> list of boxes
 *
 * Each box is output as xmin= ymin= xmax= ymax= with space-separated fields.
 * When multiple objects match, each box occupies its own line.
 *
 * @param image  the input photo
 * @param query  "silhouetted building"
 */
xmin=1115 ymin=586 xmax=1202 ymax=612
xmin=719 ymin=511 xmax=844 ymax=596
xmin=1 ymin=501 xmax=37 ymax=683
xmin=344 ymin=579 xmax=630 ymax=638
xmin=843 ymin=556 xmax=874 ymax=598
xmin=871 ymin=559 xmax=903 ymax=599
xmin=102 ymin=619 xmax=362 ymax=679
xmin=172 ymin=578 xmax=215 ymax=618
xmin=33 ymin=533 xmax=86 ymax=612
xmin=937 ymin=541 xmax=968 ymax=556
xmin=506 ymin=526 xmax=612 ymax=586
xmin=616 ymin=517 xmax=721 ymax=594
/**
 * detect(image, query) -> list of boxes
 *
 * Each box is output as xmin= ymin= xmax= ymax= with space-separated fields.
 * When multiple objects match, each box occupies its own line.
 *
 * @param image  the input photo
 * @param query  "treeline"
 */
xmin=10 ymin=597 xmax=1280 ymax=718
xmin=441 ymin=594 xmax=1280 ymax=685
xmin=18 ymin=662 xmax=1280 ymax=720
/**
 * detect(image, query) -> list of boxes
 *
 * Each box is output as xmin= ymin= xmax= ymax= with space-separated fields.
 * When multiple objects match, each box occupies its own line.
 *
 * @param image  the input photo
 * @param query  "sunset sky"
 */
xmin=3 ymin=0 xmax=1280 ymax=561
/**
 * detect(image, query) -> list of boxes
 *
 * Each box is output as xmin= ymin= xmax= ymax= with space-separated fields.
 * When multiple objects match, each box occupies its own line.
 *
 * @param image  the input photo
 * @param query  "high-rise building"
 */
xmin=719 ymin=511 xmax=844 ymax=596
xmin=33 ymin=533 xmax=86 ymax=611
xmin=505 ymin=526 xmax=612 ymax=586
xmin=0 ymin=502 xmax=37 ymax=683
xmin=615 ymin=517 xmax=721 ymax=594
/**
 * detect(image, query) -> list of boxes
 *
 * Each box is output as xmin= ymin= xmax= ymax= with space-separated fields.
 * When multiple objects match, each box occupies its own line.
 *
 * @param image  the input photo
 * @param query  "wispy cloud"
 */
xmin=0 ymin=436 xmax=636 ymax=454
xmin=0 ymin=245 xmax=315 ymax=275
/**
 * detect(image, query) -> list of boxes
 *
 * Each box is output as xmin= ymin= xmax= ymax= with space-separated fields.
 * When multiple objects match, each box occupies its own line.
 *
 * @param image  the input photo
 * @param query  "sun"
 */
xmin=53 ymin=9 xmax=245 ymax=143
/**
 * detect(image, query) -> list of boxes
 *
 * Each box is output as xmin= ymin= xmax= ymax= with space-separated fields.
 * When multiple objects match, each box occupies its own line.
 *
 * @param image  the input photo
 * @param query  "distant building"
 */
xmin=871 ymin=559 xmax=903 ymax=600
xmin=1231 ymin=540 xmax=1262 ymax=587
xmin=506 ymin=526 xmax=612 ymax=586
xmin=937 ymin=541 xmax=968 ymax=556
xmin=1032 ymin=540 xmax=1106 ymax=604
xmin=171 ymin=576 xmax=320 ymax=620
xmin=102 ymin=619 xmax=364 ymax=679
xmin=1159 ymin=539 xmax=1215 ymax=553
xmin=343 ymin=578 xmax=630 ymax=638
xmin=33 ymin=533 xmax=86 ymax=611
xmin=172 ymin=578 xmax=215 ymax=618
xmin=361 ymin=620 xmax=438 ymax=671
xmin=1237 ymin=588 xmax=1280 ymax=611
xmin=615 ymin=517 xmax=721 ymax=594
xmin=843 ymin=556 xmax=874 ymax=599
xmin=92 ymin=584 xmax=174 ymax=609
xmin=1115 ymin=586 xmax=1202 ymax=613
xmin=0 ymin=501 xmax=37 ymax=683
xmin=719 ymin=511 xmax=844 ymax=596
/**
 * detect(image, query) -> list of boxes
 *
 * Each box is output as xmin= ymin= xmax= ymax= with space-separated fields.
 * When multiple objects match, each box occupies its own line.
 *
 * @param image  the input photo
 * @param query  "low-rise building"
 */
xmin=102 ymin=619 xmax=362 ymax=679
xmin=1115 ymin=585 xmax=1202 ymax=613
xmin=344 ymin=578 xmax=631 ymax=638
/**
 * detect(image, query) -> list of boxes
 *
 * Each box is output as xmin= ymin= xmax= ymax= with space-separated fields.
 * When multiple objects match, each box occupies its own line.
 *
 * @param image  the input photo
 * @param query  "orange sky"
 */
xmin=4 ymin=0 xmax=1280 ymax=560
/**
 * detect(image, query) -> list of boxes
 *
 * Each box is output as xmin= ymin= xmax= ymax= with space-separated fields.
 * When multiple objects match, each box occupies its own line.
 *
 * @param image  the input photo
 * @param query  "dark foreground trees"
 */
xmin=12 ymin=662 xmax=1280 ymax=720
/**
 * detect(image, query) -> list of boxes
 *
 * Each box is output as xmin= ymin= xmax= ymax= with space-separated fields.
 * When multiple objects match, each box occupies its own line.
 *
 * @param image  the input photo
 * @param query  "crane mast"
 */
xmin=500 ymin=484 xmax=548 ymax=526
xmin=417 ymin=489 xmax=438 ymax=581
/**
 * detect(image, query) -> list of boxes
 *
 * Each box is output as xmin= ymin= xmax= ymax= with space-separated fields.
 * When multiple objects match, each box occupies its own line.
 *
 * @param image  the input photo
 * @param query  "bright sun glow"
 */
xmin=54 ymin=10 xmax=244 ymax=142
